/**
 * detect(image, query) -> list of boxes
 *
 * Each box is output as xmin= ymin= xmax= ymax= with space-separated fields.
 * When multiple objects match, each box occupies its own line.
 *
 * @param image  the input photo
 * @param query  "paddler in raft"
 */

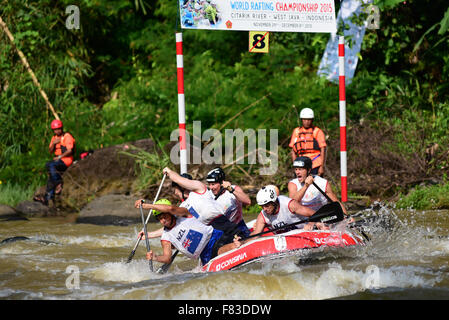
xmin=233 ymin=185 xmax=328 ymax=248
xmin=135 ymin=168 xmax=245 ymax=241
xmin=206 ymin=167 xmax=251 ymax=237
xmin=287 ymin=157 xmax=356 ymax=228
xmin=138 ymin=199 xmax=238 ymax=266
xmin=288 ymin=156 xmax=348 ymax=215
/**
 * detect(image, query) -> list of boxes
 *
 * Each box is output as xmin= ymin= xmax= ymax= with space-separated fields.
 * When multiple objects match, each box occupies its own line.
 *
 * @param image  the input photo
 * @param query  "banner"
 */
xmin=317 ymin=0 xmax=371 ymax=83
xmin=179 ymin=0 xmax=337 ymax=33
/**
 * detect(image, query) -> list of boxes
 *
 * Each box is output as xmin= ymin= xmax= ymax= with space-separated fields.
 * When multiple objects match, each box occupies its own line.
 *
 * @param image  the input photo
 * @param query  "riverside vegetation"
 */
xmin=1 ymin=0 xmax=449 ymax=210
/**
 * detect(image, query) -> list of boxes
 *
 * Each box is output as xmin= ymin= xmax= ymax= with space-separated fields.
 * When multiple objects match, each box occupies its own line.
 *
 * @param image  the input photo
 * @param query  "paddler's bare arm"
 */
xmin=134 ymin=200 xmax=190 ymax=217
xmin=146 ymin=240 xmax=172 ymax=264
xmin=288 ymin=176 xmax=313 ymax=202
xmin=163 ymin=167 xmax=206 ymax=193
xmin=289 ymin=199 xmax=315 ymax=217
xmin=139 ymin=227 xmax=163 ymax=240
xmin=222 ymin=181 xmax=251 ymax=206
xmin=234 ymin=213 xmax=266 ymax=248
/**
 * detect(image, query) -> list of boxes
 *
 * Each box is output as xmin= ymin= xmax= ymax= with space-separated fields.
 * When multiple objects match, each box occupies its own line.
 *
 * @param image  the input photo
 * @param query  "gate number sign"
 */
xmin=249 ymin=31 xmax=269 ymax=53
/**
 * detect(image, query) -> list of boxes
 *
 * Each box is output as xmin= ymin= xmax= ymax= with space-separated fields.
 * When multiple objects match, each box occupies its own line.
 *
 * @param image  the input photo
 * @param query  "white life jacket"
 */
xmin=289 ymin=175 xmax=329 ymax=211
xmin=260 ymin=195 xmax=307 ymax=231
xmin=180 ymin=188 xmax=225 ymax=225
xmin=215 ymin=185 xmax=243 ymax=224
xmin=161 ymin=216 xmax=213 ymax=260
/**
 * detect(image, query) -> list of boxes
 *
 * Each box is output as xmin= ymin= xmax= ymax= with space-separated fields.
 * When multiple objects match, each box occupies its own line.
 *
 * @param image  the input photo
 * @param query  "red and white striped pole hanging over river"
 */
xmin=176 ymin=32 xmax=188 ymax=174
xmin=339 ymin=35 xmax=347 ymax=202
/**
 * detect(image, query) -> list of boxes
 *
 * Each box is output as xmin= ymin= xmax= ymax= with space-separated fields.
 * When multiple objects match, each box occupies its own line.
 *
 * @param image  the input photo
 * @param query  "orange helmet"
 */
xmin=51 ymin=119 xmax=63 ymax=129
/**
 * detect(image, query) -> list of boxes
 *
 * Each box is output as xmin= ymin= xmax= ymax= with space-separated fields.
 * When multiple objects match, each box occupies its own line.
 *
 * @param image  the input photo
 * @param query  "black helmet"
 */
xmin=293 ymin=156 xmax=312 ymax=170
xmin=206 ymin=168 xmax=225 ymax=183
xmin=171 ymin=173 xmax=193 ymax=189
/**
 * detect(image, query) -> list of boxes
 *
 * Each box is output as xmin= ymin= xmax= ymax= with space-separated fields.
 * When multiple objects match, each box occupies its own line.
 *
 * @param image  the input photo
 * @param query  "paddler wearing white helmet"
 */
xmin=136 ymin=199 xmax=239 ymax=266
xmin=233 ymin=185 xmax=323 ymax=249
xmin=288 ymin=107 xmax=327 ymax=176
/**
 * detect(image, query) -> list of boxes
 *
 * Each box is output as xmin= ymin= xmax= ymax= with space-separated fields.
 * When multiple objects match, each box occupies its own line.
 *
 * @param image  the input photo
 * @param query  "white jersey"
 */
xmin=161 ymin=216 xmax=213 ymax=260
xmin=215 ymin=185 xmax=243 ymax=224
xmin=289 ymin=175 xmax=329 ymax=211
xmin=180 ymin=188 xmax=225 ymax=225
xmin=260 ymin=195 xmax=307 ymax=231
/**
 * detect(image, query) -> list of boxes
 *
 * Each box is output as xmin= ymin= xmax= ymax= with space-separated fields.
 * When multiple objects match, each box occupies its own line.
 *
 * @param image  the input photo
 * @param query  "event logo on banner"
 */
xmin=317 ymin=0 xmax=371 ymax=83
xmin=179 ymin=0 xmax=337 ymax=33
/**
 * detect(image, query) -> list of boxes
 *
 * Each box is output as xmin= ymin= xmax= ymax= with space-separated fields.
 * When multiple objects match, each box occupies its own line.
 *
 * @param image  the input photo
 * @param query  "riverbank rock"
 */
xmin=15 ymin=201 xmax=50 ymax=218
xmin=57 ymin=138 xmax=158 ymax=213
xmin=76 ymin=193 xmax=157 ymax=226
xmin=0 ymin=204 xmax=28 ymax=221
xmin=0 ymin=204 xmax=18 ymax=217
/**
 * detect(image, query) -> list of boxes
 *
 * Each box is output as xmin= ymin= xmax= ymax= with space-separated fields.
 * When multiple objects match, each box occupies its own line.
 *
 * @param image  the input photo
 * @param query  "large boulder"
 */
xmin=15 ymin=200 xmax=50 ymax=217
xmin=58 ymin=138 xmax=157 ymax=213
xmin=0 ymin=204 xmax=29 ymax=221
xmin=76 ymin=193 xmax=157 ymax=226
xmin=0 ymin=204 xmax=18 ymax=218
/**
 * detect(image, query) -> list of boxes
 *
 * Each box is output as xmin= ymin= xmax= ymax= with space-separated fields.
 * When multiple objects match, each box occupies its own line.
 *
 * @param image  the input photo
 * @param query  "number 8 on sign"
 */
xmin=249 ymin=31 xmax=269 ymax=53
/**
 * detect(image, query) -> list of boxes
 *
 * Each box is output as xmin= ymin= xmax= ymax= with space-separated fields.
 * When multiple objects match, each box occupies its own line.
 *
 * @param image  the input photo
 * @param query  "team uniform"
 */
xmin=215 ymin=186 xmax=250 ymax=237
xmin=180 ymin=187 xmax=245 ymax=244
xmin=259 ymin=195 xmax=307 ymax=232
xmin=288 ymin=175 xmax=329 ymax=211
xmin=160 ymin=216 xmax=224 ymax=265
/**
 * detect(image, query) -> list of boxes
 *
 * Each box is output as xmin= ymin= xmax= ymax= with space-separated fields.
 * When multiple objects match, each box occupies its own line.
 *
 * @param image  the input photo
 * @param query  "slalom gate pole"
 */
xmin=338 ymin=35 xmax=347 ymax=202
xmin=176 ymin=32 xmax=188 ymax=174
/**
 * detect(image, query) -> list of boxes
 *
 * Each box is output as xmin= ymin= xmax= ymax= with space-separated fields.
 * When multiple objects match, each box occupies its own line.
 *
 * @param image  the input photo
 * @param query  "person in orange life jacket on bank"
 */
xmin=206 ymin=167 xmax=251 ymax=237
xmin=289 ymin=107 xmax=327 ymax=176
xmin=138 ymin=199 xmax=238 ymax=266
xmin=34 ymin=119 xmax=75 ymax=205
xmin=288 ymin=156 xmax=348 ymax=219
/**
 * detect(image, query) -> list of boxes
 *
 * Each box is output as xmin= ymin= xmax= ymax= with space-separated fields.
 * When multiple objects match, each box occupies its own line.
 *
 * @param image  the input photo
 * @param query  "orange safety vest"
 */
xmin=50 ymin=132 xmax=75 ymax=167
xmin=289 ymin=126 xmax=326 ymax=169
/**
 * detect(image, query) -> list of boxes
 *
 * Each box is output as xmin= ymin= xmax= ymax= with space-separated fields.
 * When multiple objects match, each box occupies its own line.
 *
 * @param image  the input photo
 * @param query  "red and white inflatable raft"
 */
xmin=202 ymin=227 xmax=365 ymax=272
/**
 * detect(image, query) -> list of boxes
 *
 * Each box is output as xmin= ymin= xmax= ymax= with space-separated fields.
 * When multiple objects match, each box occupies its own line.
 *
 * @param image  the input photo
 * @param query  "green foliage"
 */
xmin=396 ymin=182 xmax=449 ymax=210
xmin=0 ymin=181 xmax=38 ymax=206
xmin=119 ymin=140 xmax=171 ymax=191
xmin=0 ymin=0 xmax=448 ymax=203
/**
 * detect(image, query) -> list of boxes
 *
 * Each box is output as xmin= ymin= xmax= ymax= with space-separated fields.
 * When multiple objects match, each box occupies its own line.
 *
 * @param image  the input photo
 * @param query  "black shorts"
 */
xmin=210 ymin=215 xmax=244 ymax=258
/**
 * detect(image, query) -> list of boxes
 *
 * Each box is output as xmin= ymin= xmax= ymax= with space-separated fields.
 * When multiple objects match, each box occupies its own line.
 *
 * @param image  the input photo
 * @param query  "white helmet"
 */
xmin=300 ymin=108 xmax=314 ymax=119
xmin=256 ymin=185 xmax=278 ymax=206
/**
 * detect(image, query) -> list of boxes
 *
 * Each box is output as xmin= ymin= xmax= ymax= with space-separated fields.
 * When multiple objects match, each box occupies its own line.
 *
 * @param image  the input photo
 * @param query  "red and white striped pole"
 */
xmin=338 ymin=35 xmax=347 ymax=202
xmin=176 ymin=32 xmax=188 ymax=174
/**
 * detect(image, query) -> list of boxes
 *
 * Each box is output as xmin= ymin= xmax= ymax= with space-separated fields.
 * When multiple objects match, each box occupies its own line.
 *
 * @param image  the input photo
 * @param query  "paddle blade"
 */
xmin=126 ymin=250 xmax=136 ymax=264
xmin=309 ymin=202 xmax=344 ymax=224
xmin=156 ymin=250 xmax=179 ymax=274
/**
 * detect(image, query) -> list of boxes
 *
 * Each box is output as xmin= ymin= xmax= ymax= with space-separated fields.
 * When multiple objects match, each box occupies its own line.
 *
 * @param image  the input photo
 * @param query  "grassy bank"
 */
xmin=0 ymin=181 xmax=38 ymax=207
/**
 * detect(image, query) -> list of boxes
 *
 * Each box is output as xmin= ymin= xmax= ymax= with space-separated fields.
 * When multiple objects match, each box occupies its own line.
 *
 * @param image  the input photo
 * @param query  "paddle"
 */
xmin=126 ymin=173 xmax=167 ymax=264
xmin=243 ymin=201 xmax=345 ymax=241
xmin=156 ymin=250 xmax=179 ymax=274
xmin=139 ymin=200 xmax=153 ymax=272
xmin=312 ymin=178 xmax=370 ymax=241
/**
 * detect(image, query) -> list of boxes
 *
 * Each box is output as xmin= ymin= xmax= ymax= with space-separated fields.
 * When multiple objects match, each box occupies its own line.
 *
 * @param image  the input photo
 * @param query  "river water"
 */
xmin=1 ymin=204 xmax=449 ymax=300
